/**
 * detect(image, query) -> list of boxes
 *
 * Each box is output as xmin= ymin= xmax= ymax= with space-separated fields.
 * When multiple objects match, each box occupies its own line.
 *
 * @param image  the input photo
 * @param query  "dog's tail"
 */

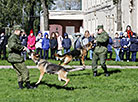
xmin=54 ymin=53 xmax=65 ymax=58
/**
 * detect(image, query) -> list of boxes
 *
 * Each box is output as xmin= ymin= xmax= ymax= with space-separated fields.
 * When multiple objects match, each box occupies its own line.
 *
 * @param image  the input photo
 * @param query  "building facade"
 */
xmin=40 ymin=0 xmax=138 ymax=37
xmin=83 ymin=0 xmax=138 ymax=37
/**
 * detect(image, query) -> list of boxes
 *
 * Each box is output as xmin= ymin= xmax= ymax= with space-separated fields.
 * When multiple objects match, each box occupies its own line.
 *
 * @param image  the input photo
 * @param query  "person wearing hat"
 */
xmin=92 ymin=25 xmax=109 ymax=77
xmin=42 ymin=32 xmax=50 ymax=59
xmin=7 ymin=25 xmax=35 ymax=89
xmin=62 ymin=33 xmax=72 ymax=54
xmin=27 ymin=29 xmax=36 ymax=53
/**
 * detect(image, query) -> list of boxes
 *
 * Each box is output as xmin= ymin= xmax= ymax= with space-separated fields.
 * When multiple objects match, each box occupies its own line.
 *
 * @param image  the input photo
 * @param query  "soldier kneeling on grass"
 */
xmin=7 ymin=25 xmax=36 ymax=89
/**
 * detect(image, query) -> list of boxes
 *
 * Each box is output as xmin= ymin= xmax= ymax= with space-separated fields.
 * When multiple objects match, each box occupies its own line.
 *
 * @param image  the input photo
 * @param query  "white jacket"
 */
xmin=35 ymin=36 xmax=42 ymax=49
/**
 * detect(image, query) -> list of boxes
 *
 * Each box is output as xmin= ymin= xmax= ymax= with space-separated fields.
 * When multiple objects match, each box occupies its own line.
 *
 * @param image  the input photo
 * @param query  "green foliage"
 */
xmin=0 ymin=0 xmax=55 ymax=34
xmin=0 ymin=68 xmax=138 ymax=102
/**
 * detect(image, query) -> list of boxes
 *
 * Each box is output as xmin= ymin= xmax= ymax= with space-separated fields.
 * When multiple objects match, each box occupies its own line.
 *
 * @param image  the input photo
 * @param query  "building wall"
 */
xmin=40 ymin=0 xmax=138 ymax=37
xmin=83 ymin=0 xmax=138 ymax=37
xmin=82 ymin=0 xmax=116 ymax=37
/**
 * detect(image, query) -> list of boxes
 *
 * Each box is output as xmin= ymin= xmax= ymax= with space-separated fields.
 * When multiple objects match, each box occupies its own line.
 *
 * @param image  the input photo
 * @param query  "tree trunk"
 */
xmin=40 ymin=0 xmax=49 ymax=31
xmin=28 ymin=1 xmax=35 ymax=30
xmin=116 ymin=0 xmax=122 ymax=31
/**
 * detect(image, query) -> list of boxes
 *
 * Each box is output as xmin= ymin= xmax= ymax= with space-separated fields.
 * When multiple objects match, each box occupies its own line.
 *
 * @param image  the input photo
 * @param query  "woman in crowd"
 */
xmin=42 ymin=32 xmax=50 ymax=59
xmin=113 ymin=33 xmax=121 ymax=61
xmin=126 ymin=25 xmax=133 ymax=39
xmin=55 ymin=32 xmax=63 ymax=60
xmin=50 ymin=32 xmax=57 ymax=59
xmin=35 ymin=31 xmax=43 ymax=58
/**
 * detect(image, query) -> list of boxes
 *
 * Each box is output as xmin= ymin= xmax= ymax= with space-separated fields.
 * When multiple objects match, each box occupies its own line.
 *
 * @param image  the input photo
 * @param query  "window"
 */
xmin=49 ymin=0 xmax=81 ymax=10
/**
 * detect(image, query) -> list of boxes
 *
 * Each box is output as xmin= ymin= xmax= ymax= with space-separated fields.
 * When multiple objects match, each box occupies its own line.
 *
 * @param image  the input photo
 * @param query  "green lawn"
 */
xmin=0 ymin=68 xmax=138 ymax=102
xmin=1 ymin=59 xmax=138 ymax=66
xmin=1 ymin=48 xmax=138 ymax=66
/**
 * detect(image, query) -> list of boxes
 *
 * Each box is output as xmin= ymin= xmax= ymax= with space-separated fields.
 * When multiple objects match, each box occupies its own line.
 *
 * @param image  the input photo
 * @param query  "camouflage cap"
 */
xmin=13 ymin=25 xmax=22 ymax=31
xmin=96 ymin=25 xmax=104 ymax=30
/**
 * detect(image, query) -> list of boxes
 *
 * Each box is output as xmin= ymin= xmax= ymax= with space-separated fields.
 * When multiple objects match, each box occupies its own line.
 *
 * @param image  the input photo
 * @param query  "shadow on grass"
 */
xmin=31 ymin=81 xmax=87 ymax=91
xmin=68 ymin=72 xmax=90 ymax=76
xmin=98 ymin=69 xmax=121 ymax=76
xmin=129 ymin=99 xmax=138 ymax=102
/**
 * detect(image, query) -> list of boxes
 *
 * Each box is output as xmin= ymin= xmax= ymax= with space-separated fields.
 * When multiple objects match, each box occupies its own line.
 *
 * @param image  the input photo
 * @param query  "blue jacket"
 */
xmin=74 ymin=37 xmax=81 ymax=49
xmin=42 ymin=33 xmax=50 ymax=50
xmin=107 ymin=37 xmax=113 ymax=52
xmin=62 ymin=38 xmax=71 ymax=49
xmin=121 ymin=37 xmax=130 ymax=50
xmin=130 ymin=37 xmax=138 ymax=52
xmin=20 ymin=35 xmax=28 ymax=47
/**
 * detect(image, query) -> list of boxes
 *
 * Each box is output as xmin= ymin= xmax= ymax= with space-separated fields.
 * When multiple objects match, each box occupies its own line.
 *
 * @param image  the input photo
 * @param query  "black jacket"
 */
xmin=50 ymin=38 xmax=58 ymax=49
xmin=130 ymin=37 xmax=138 ymax=52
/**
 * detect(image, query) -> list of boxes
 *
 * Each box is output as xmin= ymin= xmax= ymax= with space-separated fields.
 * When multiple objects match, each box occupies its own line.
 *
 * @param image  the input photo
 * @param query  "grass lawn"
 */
xmin=0 ymin=68 xmax=138 ymax=102
xmin=1 ymin=59 xmax=138 ymax=66
xmin=1 ymin=48 xmax=138 ymax=66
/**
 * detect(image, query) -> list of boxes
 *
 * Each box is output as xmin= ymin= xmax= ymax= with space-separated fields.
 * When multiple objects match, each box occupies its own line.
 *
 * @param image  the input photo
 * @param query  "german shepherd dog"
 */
xmin=55 ymin=42 xmax=93 ymax=69
xmin=31 ymin=52 xmax=70 ymax=86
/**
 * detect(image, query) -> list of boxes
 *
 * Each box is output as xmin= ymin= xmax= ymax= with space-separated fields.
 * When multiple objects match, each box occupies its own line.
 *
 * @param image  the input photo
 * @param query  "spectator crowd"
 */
xmin=0 ymin=25 xmax=138 ymax=62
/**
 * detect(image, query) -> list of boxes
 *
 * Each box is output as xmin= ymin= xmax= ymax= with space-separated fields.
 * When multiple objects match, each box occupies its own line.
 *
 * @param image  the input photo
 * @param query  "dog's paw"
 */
xmin=35 ymin=82 xmax=39 ymax=85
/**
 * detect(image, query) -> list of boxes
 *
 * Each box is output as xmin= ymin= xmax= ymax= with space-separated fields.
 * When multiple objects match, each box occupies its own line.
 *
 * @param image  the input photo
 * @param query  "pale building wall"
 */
xmin=82 ymin=0 xmax=116 ymax=37
xmin=83 ymin=0 xmax=138 ymax=37
xmin=40 ymin=0 xmax=138 ymax=37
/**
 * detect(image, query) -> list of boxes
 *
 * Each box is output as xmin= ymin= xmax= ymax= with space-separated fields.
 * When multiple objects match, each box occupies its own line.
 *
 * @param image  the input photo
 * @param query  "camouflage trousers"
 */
xmin=92 ymin=47 xmax=108 ymax=72
xmin=11 ymin=62 xmax=30 ymax=82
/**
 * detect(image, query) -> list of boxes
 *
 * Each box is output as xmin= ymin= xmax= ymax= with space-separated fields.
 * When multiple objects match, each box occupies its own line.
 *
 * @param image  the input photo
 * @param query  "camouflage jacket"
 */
xmin=94 ymin=31 xmax=109 ymax=54
xmin=7 ymin=34 xmax=24 ymax=63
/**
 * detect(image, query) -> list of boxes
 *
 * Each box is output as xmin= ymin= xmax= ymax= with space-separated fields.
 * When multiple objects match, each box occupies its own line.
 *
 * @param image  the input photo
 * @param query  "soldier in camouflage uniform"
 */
xmin=92 ymin=25 xmax=109 ymax=77
xmin=7 ymin=25 xmax=35 ymax=89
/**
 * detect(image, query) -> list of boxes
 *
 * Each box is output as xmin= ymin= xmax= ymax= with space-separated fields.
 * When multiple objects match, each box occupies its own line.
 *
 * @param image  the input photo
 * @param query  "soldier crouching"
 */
xmin=7 ymin=25 xmax=35 ymax=89
xmin=92 ymin=25 xmax=110 ymax=77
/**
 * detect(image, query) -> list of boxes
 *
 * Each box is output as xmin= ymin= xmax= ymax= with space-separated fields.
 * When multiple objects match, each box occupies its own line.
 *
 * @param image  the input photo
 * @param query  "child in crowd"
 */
xmin=20 ymin=30 xmax=28 ymax=61
xmin=121 ymin=32 xmax=131 ymax=62
xmin=107 ymin=36 xmax=113 ymax=60
xmin=42 ymin=32 xmax=50 ymax=59
xmin=130 ymin=33 xmax=138 ymax=61
xmin=113 ymin=33 xmax=121 ymax=61
xmin=35 ymin=31 xmax=43 ymax=58
xmin=27 ymin=29 xmax=36 ymax=52
xmin=62 ymin=33 xmax=72 ymax=54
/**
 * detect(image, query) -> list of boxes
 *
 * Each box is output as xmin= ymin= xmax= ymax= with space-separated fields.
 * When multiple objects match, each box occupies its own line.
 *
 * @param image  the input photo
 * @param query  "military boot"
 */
xmin=18 ymin=81 xmax=24 ymax=89
xmin=26 ymin=82 xmax=35 ymax=89
xmin=93 ymin=71 xmax=98 ymax=77
xmin=104 ymin=70 xmax=110 ymax=77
